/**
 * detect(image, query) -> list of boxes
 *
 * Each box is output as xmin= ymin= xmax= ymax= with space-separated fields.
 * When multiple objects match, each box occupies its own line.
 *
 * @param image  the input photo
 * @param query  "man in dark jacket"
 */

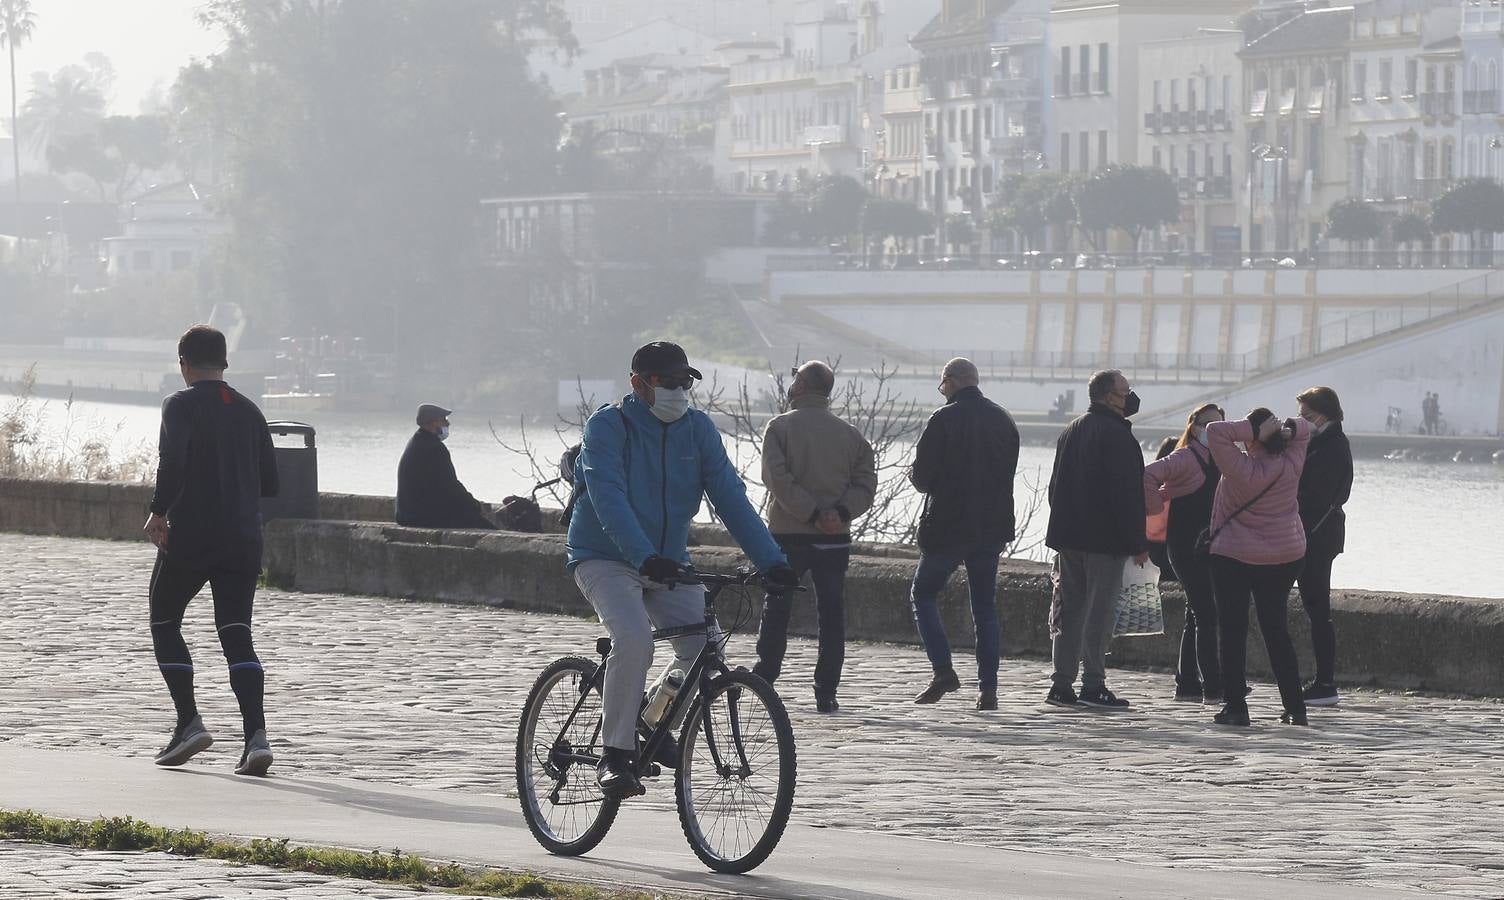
xmin=395 ymin=404 xmax=497 ymax=530
xmin=1044 ymin=369 xmax=1148 ymax=711
xmin=1295 ymin=386 xmax=1353 ymax=707
xmin=908 ymin=358 xmax=1020 ymax=710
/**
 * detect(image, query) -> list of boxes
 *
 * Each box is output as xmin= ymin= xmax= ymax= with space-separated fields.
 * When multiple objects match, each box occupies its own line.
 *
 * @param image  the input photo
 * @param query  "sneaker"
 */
xmin=233 ymin=729 xmax=273 ymax=777
xmin=1280 ymin=709 xmax=1310 ymax=726
xmin=1303 ymin=682 xmax=1340 ymax=707
xmin=914 ymin=669 xmax=961 ymax=704
xmin=1173 ymin=687 xmax=1203 ymax=703
xmin=976 ymin=690 xmax=998 ymax=711
xmin=647 ymin=735 xmax=680 ymax=771
xmin=1213 ymin=705 xmax=1251 ymax=727
xmin=1077 ymin=687 xmax=1131 ymax=710
xmin=154 ymin=716 xmax=214 ymax=767
xmin=815 ymin=694 xmax=839 ymax=714
xmin=1045 ymin=685 xmax=1079 ymax=708
xmin=597 ymin=747 xmax=644 ymax=799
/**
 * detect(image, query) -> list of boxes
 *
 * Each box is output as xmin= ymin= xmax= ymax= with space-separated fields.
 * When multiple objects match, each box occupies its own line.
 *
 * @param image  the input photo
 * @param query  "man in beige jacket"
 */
xmin=753 ymin=361 xmax=877 ymax=712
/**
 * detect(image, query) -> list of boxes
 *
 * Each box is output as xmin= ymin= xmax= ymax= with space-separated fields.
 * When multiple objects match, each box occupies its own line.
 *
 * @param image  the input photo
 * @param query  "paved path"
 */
xmin=0 ymin=840 xmax=497 ymax=898
xmin=1 ymin=534 xmax=1501 ymax=898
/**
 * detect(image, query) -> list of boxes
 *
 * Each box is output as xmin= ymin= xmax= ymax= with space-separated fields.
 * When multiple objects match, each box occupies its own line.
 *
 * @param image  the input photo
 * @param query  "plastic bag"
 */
xmin=1114 ymin=559 xmax=1165 ymax=637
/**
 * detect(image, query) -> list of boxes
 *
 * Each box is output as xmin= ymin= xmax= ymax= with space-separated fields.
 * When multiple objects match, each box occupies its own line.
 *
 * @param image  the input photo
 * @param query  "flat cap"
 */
xmin=415 ymin=403 xmax=452 ymax=426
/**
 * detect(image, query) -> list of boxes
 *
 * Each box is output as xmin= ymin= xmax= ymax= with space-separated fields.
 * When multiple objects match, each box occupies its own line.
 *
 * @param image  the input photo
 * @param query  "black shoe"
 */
xmin=1045 ymin=685 xmax=1079 ymax=707
xmin=597 ymin=747 xmax=644 ymax=799
xmin=1302 ymin=682 xmax=1340 ymax=707
xmin=914 ymin=669 xmax=960 ymax=704
xmin=1213 ymin=705 xmax=1251 ymax=727
xmin=233 ymin=729 xmax=274 ymax=777
xmin=1077 ymin=687 xmax=1130 ymax=710
xmin=976 ymin=691 xmax=998 ymax=711
xmin=154 ymin=715 xmax=214 ymax=767
xmin=815 ymin=694 xmax=839 ymax=713
xmin=1281 ymin=709 xmax=1310 ymax=726
xmin=1173 ymin=686 xmax=1203 ymax=703
xmin=648 ymin=736 xmax=681 ymax=771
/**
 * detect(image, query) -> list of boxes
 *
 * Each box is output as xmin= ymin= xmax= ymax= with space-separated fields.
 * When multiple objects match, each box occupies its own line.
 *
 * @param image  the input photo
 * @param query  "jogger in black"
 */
xmin=144 ymin=325 xmax=279 ymax=775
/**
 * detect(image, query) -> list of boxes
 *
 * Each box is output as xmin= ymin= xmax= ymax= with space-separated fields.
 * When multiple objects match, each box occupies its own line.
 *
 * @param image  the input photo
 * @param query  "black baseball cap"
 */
xmin=631 ymin=341 xmax=702 ymax=380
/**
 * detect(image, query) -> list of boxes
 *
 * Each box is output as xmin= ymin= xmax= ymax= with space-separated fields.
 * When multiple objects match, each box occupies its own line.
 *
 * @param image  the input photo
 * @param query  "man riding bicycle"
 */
xmin=567 ymin=341 xmax=798 ymax=800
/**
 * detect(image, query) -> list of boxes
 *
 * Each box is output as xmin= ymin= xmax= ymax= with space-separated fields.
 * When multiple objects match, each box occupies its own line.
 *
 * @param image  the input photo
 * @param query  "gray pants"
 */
xmin=573 ymin=559 xmax=718 ymax=751
xmin=1050 ymin=549 xmax=1127 ymax=691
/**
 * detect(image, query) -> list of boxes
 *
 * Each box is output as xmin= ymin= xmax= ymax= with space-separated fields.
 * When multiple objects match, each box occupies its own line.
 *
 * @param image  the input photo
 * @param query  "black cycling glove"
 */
xmin=639 ymin=555 xmax=687 ymax=584
xmin=761 ymin=564 xmax=800 ymax=593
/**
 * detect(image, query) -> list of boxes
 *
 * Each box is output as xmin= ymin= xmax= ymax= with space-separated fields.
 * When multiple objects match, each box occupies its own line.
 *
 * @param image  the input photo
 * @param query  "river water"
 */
xmin=5 ymin=392 xmax=1500 ymax=600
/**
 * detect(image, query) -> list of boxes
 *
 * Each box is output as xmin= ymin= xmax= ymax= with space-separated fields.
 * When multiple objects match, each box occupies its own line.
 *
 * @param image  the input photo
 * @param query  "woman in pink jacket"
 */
xmin=1143 ymin=403 xmax=1225 ymax=704
xmin=1205 ymin=409 xmax=1312 ymax=727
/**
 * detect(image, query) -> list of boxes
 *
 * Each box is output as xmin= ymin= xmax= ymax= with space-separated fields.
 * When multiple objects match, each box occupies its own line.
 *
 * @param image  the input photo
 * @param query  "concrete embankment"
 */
xmin=2 ymin=476 xmax=1501 ymax=696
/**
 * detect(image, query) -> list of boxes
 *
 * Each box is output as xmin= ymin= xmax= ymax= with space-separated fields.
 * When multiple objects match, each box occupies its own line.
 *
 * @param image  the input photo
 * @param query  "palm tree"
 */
xmin=0 ymin=0 xmax=36 ymax=210
xmin=22 ymin=65 xmax=107 ymax=159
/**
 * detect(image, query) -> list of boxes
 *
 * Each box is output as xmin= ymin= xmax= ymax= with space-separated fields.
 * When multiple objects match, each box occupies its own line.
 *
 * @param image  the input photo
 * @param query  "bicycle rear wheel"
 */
xmin=674 ymin=669 xmax=796 ymax=874
xmin=516 ymin=656 xmax=621 ymax=856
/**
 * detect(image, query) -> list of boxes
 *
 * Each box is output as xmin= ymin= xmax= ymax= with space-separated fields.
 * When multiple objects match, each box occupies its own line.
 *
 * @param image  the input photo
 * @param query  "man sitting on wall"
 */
xmin=396 ymin=404 xmax=497 ymax=530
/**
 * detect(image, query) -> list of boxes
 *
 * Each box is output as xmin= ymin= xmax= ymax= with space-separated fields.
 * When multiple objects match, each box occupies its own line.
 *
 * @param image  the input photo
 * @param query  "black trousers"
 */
xmin=149 ymin=552 xmax=265 ymax=734
xmin=754 ymin=540 xmax=849 ymax=698
xmin=1298 ymin=551 xmax=1338 ymax=685
xmin=1167 ymin=540 xmax=1221 ymax=697
xmin=1211 ymin=555 xmax=1305 ymax=715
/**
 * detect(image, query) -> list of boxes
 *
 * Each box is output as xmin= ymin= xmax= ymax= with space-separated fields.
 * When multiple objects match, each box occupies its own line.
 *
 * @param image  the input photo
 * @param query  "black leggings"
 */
xmin=149 ymin=552 xmax=264 ymax=734
xmin=1297 ymin=551 xmax=1337 ymax=685
xmin=1167 ymin=541 xmax=1220 ymax=696
xmin=1211 ymin=556 xmax=1305 ymax=715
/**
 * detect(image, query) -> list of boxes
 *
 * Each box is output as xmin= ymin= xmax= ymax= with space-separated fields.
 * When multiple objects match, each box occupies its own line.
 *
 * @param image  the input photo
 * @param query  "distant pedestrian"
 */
xmin=1044 ymin=369 xmax=1147 ymax=711
xmin=1143 ymin=403 xmax=1225 ymax=704
xmin=396 ymin=404 xmax=498 ymax=530
xmin=1295 ymin=387 xmax=1353 ymax=708
xmin=1204 ymin=409 xmax=1312 ymax=727
xmin=144 ymin=325 xmax=279 ymax=775
xmin=753 ymin=361 xmax=877 ymax=713
xmin=908 ymin=358 xmax=1021 ymax=711
xmin=1431 ymin=392 xmax=1443 ymax=435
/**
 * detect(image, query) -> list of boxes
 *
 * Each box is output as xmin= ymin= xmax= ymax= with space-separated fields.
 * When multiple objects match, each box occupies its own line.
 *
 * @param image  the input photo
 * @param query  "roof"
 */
xmin=912 ymin=1 xmax=1014 ymax=46
xmin=1240 ymin=5 xmax=1354 ymax=57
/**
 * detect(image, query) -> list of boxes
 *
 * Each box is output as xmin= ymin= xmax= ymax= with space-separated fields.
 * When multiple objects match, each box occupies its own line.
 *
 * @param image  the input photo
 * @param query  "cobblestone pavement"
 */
xmin=0 ymin=841 xmax=497 ymax=898
xmin=2 ymin=535 xmax=1502 ymax=898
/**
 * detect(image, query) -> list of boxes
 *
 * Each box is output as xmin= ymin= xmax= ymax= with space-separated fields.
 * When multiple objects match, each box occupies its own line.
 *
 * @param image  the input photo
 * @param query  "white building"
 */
xmin=1460 ymin=1 xmax=1503 ymax=180
xmin=102 ymin=182 xmax=224 ymax=280
xmin=879 ymin=61 xmax=926 ymax=203
xmin=534 ymin=18 xmax=723 ymax=93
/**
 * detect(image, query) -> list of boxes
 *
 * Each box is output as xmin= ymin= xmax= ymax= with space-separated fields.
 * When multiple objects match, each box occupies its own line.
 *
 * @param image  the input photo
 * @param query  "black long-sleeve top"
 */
xmin=395 ymin=429 xmax=497 ymax=530
xmin=150 ymin=380 xmax=279 ymax=573
xmin=1298 ymin=422 xmax=1354 ymax=558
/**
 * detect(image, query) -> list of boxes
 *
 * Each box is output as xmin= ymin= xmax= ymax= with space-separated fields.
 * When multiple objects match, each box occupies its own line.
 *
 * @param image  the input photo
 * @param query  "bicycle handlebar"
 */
xmin=658 ymin=566 xmax=805 ymax=592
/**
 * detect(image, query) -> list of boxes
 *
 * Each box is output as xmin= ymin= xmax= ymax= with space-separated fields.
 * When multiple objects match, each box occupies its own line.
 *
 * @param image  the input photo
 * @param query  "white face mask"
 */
xmin=649 ymin=386 xmax=690 ymax=423
xmin=436 ymin=425 xmax=450 ymax=442
xmin=1233 ymin=441 xmax=1247 ymax=453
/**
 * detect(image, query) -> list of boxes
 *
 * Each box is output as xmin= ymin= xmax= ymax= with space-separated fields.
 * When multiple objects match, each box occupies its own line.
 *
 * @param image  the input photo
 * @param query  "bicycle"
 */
xmin=515 ymin=566 xmax=798 ymax=874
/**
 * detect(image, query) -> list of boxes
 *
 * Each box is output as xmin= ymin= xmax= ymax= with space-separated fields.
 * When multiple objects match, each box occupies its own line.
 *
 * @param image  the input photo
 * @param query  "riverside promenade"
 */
xmin=1 ymin=533 xmax=1501 ymax=898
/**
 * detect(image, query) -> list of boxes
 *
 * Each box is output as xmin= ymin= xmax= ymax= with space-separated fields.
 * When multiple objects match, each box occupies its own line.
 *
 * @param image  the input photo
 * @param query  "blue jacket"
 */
xmin=566 ymin=394 xmax=787 ymax=573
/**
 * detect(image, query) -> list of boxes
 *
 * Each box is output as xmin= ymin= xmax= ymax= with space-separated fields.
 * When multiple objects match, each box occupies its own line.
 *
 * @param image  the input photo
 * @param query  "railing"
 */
xmin=1421 ymin=92 xmax=1456 ymax=116
xmin=764 ymin=249 xmax=1501 ymax=272
xmin=1463 ymin=89 xmax=1500 ymax=114
xmin=904 ymin=349 xmax=1254 ymax=384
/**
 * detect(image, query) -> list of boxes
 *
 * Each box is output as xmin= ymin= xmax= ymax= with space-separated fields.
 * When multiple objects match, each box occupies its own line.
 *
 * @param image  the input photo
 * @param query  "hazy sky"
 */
xmin=14 ymin=0 xmax=223 ymax=113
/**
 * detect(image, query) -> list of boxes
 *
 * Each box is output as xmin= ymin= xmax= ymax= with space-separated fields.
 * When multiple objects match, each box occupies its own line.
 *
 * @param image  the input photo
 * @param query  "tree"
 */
xmin=1326 ymin=198 xmax=1382 ymax=262
xmin=0 ymin=0 xmax=36 ymax=209
xmin=1430 ymin=177 xmax=1504 ymax=265
xmin=762 ymin=190 xmax=817 ymax=247
xmin=945 ymin=213 xmax=976 ymax=252
xmin=809 ymin=175 xmax=867 ymax=244
xmin=1076 ymin=164 xmax=1178 ymax=250
xmin=176 ymin=0 xmax=574 ymax=350
xmin=1390 ymin=210 xmax=1431 ymax=265
xmin=859 ymin=198 xmax=930 ymax=253
xmin=19 ymin=61 xmax=109 ymax=158
xmin=988 ymin=171 xmax=1078 ymax=251
xmin=46 ymin=114 xmax=171 ymax=202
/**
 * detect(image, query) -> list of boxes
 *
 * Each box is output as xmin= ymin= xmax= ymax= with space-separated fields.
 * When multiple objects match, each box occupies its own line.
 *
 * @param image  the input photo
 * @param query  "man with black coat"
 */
xmin=1044 ymin=369 xmax=1148 ymax=710
xmin=396 ymin=404 xmax=497 ymax=530
xmin=1295 ymin=386 xmax=1354 ymax=707
xmin=908 ymin=358 xmax=1020 ymax=711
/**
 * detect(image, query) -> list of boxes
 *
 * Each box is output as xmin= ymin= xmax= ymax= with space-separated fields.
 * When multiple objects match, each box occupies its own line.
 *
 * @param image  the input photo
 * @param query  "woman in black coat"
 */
xmin=1294 ymin=386 xmax=1354 ymax=708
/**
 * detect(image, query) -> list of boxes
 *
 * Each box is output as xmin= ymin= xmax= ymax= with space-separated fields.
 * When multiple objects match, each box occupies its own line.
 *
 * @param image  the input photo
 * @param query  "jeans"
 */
xmin=1211 ymin=555 xmax=1306 ymax=715
xmin=1166 ymin=541 xmax=1221 ymax=697
xmin=910 ymin=539 xmax=1004 ymax=692
xmin=1050 ymin=549 xmax=1127 ymax=692
xmin=754 ymin=540 xmax=849 ymax=698
xmin=573 ymin=560 xmax=715 ymax=752
xmin=1298 ymin=551 xmax=1338 ymax=685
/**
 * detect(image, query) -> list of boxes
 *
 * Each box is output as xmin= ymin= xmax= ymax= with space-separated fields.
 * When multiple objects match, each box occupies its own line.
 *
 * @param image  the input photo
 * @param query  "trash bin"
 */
xmin=261 ymin=421 xmax=319 ymax=521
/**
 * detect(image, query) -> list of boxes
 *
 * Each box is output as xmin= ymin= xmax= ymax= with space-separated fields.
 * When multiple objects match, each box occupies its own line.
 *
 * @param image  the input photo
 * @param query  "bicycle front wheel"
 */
xmin=674 ymin=669 xmax=796 ymax=874
xmin=516 ymin=656 xmax=621 ymax=856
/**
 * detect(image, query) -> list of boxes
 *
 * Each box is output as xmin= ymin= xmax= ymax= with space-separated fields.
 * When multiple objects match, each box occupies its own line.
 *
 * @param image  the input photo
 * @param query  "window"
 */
xmin=1223 ymin=76 xmax=1232 ymax=114
xmin=983 ymin=107 xmax=993 ymax=138
xmin=1097 ymin=43 xmax=1109 ymax=93
xmin=1308 ymin=123 xmax=1322 ymax=179
xmin=1378 ymin=58 xmax=1393 ymax=99
xmin=1443 ymin=137 xmax=1455 ymax=180
xmin=1188 ymin=144 xmax=1197 ymax=178
xmin=1171 ymin=79 xmax=1180 ymax=111
xmin=1152 ymin=146 xmax=1162 ymax=169
xmin=1153 ymin=79 xmax=1162 ymax=110
xmin=1079 ymin=44 xmax=1090 ymax=95
xmin=1169 ymin=144 xmax=1178 ymax=176
xmin=1405 ymin=59 xmax=1418 ymax=98
xmin=1353 ymin=61 xmax=1367 ymax=100
xmin=132 ymin=250 xmax=153 ymax=272
xmin=1060 ymin=47 xmax=1071 ymax=96
xmin=982 ymin=166 xmax=994 ymax=193
xmin=1080 ymin=131 xmax=1090 ymax=172
xmin=1061 ymin=132 xmax=1071 ymax=171
xmin=169 ymin=250 xmax=193 ymax=272
xmin=948 ymin=167 xmax=958 ymax=197
xmin=1188 ymin=78 xmax=1198 ymax=112
xmin=1098 ymin=130 xmax=1108 ymax=169
xmin=1206 ymin=76 xmax=1215 ymax=111
xmin=1223 ymin=142 xmax=1232 ymax=178
xmin=947 ymin=109 xmax=956 ymax=140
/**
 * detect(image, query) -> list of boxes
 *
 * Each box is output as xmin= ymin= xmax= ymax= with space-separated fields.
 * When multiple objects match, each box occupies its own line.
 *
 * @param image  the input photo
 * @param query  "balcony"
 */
xmin=1144 ymin=109 xmax=1163 ymax=132
xmin=991 ymin=75 xmax=1041 ymax=97
xmin=1071 ymin=73 xmax=1088 ymax=94
xmin=1421 ymin=92 xmax=1456 ymax=117
xmin=1464 ymin=90 xmax=1501 ymax=114
xmin=1212 ymin=108 xmax=1230 ymax=130
xmin=1194 ymin=110 xmax=1209 ymax=130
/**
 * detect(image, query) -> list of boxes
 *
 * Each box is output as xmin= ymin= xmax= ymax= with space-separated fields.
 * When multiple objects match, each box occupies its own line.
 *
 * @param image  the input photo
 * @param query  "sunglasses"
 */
xmin=651 ymin=373 xmax=696 ymax=390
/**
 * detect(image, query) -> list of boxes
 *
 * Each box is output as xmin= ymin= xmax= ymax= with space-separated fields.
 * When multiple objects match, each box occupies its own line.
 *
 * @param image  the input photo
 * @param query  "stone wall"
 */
xmin=4 ymin=477 xmax=1501 ymax=695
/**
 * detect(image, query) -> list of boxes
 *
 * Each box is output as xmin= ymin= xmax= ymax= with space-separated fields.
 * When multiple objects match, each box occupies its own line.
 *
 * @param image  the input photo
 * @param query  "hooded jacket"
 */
xmin=566 ymin=393 xmax=786 ymax=572
xmin=1205 ymin=417 xmax=1311 ymax=566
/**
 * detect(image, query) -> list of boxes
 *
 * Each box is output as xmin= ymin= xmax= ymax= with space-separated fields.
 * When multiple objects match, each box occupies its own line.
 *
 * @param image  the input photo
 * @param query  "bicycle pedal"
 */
xmin=644 ymin=763 xmax=662 ymax=779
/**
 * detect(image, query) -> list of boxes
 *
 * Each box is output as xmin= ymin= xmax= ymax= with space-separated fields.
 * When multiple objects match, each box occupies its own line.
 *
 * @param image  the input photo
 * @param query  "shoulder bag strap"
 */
xmin=1207 ymin=463 xmax=1284 ymax=543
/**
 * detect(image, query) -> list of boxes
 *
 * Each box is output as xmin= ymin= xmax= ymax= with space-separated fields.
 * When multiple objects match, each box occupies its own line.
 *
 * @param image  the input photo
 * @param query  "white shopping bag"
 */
xmin=1114 ymin=559 xmax=1165 ymax=637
